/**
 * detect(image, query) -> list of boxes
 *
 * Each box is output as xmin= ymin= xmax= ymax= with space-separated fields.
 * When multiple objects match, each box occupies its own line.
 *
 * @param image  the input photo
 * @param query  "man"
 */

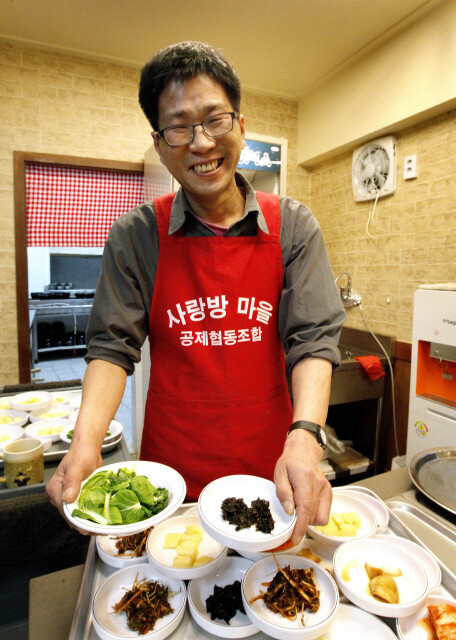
xmin=46 ymin=41 xmax=345 ymax=543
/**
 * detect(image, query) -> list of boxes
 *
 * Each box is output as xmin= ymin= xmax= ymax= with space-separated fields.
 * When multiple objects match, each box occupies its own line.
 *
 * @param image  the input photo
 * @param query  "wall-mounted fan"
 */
xmin=352 ymin=136 xmax=397 ymax=202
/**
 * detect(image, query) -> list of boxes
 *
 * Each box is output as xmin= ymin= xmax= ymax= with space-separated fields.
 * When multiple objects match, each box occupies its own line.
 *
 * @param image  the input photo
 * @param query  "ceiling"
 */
xmin=0 ymin=0 xmax=447 ymax=100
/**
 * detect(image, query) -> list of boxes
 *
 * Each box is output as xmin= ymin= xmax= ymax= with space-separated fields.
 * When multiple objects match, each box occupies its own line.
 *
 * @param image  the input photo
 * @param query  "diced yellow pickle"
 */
xmin=351 ymin=513 xmax=361 ymax=529
xmin=332 ymin=513 xmax=344 ymax=527
xmin=193 ymin=555 xmax=214 ymax=567
xmin=185 ymin=525 xmax=204 ymax=540
xmin=172 ymin=555 xmax=193 ymax=569
xmin=163 ymin=532 xmax=182 ymax=549
xmin=338 ymin=523 xmax=357 ymax=537
xmin=317 ymin=522 xmax=339 ymax=536
xmin=177 ymin=546 xmax=197 ymax=561
xmin=181 ymin=533 xmax=202 ymax=544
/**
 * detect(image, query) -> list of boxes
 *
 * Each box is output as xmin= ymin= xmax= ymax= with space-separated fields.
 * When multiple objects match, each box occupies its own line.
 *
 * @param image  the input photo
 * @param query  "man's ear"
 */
xmin=152 ymin=132 xmax=166 ymax=166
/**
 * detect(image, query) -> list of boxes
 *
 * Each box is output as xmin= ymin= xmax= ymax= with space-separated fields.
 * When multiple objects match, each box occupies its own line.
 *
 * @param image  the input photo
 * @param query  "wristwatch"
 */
xmin=287 ymin=420 xmax=327 ymax=450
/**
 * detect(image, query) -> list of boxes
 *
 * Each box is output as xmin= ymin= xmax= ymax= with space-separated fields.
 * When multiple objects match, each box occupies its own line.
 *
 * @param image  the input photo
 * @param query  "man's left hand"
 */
xmin=274 ymin=428 xmax=332 ymax=544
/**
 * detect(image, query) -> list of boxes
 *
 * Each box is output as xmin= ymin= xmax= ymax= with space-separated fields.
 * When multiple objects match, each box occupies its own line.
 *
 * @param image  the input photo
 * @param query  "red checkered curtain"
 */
xmin=26 ymin=163 xmax=146 ymax=247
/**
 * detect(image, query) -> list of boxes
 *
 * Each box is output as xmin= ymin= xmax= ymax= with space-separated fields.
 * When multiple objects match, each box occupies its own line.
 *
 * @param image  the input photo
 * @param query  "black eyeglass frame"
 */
xmin=155 ymin=111 xmax=240 ymax=147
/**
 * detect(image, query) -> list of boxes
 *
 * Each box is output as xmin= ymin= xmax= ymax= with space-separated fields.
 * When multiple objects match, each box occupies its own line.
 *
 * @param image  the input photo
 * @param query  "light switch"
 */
xmin=404 ymin=154 xmax=417 ymax=180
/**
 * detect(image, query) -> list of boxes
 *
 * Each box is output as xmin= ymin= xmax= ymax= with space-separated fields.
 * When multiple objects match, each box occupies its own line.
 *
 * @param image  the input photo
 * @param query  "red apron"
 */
xmin=140 ymin=191 xmax=293 ymax=500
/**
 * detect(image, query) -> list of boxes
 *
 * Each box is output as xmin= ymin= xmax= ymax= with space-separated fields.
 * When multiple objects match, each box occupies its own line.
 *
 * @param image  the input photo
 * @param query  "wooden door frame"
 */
xmin=14 ymin=151 xmax=144 ymax=383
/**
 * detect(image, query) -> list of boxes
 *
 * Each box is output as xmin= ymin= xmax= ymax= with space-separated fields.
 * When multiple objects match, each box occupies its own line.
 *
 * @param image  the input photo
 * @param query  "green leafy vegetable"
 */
xmin=71 ymin=466 xmax=169 ymax=526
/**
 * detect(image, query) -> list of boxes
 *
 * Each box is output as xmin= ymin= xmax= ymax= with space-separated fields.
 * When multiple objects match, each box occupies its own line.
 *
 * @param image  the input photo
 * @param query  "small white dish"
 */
xmin=66 ymin=391 xmax=82 ymax=409
xmin=0 ymin=396 xmax=11 ymax=410
xmin=63 ymin=460 xmax=186 ymax=536
xmin=29 ymin=404 xmax=72 ymax=422
xmin=0 ymin=424 xmax=24 ymax=451
xmin=59 ymin=419 xmax=122 ymax=445
xmin=396 ymin=594 xmax=456 ymax=640
xmin=326 ymin=603 xmax=397 ymax=639
xmin=0 ymin=409 xmax=29 ymax=429
xmin=332 ymin=487 xmax=390 ymax=533
xmin=242 ymin=554 xmax=339 ymax=640
xmin=96 ymin=530 xmax=152 ymax=568
xmin=375 ymin=534 xmax=441 ymax=592
xmin=333 ymin=537 xmax=428 ymax=618
xmin=307 ymin=492 xmax=377 ymax=547
xmin=25 ymin=418 xmax=75 ymax=451
xmin=50 ymin=391 xmax=71 ymax=405
xmin=9 ymin=391 xmax=52 ymax=412
xmin=146 ymin=514 xmax=227 ymax=580
xmin=198 ymin=475 xmax=296 ymax=552
xmin=188 ymin=556 xmax=258 ymax=638
xmin=92 ymin=563 xmax=186 ymax=640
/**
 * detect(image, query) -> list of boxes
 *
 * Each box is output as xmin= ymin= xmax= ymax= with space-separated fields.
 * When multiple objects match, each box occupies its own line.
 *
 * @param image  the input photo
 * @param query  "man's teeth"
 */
xmin=193 ymin=160 xmax=219 ymax=173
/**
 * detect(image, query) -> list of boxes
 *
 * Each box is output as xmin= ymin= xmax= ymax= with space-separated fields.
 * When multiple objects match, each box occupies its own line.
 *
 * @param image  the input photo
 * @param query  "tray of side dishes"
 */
xmin=67 ymin=485 xmax=456 ymax=640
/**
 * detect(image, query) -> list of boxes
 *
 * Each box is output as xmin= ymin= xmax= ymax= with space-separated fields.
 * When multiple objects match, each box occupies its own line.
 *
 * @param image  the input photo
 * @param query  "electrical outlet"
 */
xmin=404 ymin=154 xmax=417 ymax=180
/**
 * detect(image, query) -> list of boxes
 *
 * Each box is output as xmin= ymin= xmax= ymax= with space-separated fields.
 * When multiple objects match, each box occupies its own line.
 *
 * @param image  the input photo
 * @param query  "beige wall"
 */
xmin=0 ymin=42 xmax=307 ymax=385
xmin=298 ymin=0 xmax=456 ymax=165
xmin=312 ymin=108 xmax=456 ymax=343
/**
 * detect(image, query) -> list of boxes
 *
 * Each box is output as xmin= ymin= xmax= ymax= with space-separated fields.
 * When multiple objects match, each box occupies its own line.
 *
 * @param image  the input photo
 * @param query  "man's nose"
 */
xmin=188 ymin=124 xmax=216 ymax=151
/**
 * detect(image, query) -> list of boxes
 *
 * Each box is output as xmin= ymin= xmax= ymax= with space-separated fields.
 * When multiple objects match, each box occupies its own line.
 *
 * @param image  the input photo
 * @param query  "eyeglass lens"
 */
xmin=164 ymin=112 xmax=235 ymax=145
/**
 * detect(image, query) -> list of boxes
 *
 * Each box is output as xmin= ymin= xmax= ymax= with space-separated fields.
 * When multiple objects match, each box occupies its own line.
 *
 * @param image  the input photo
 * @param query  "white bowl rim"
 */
xmin=307 ymin=492 xmax=378 ymax=544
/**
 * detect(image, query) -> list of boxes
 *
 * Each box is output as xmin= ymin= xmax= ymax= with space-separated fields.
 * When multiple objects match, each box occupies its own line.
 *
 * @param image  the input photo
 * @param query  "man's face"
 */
xmin=153 ymin=75 xmax=245 ymax=206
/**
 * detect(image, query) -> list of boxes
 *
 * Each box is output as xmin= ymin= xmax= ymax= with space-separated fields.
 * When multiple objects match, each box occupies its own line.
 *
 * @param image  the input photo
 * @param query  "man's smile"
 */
xmin=190 ymin=159 xmax=223 ymax=174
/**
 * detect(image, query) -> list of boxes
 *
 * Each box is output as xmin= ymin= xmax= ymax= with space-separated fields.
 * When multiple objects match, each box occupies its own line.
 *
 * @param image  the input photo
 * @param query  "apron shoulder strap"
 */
xmin=154 ymin=192 xmax=177 ymax=236
xmin=254 ymin=191 xmax=281 ymax=238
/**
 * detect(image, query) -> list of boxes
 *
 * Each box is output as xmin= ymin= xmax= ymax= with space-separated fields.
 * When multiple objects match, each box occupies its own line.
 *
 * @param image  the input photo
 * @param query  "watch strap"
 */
xmin=287 ymin=420 xmax=327 ymax=449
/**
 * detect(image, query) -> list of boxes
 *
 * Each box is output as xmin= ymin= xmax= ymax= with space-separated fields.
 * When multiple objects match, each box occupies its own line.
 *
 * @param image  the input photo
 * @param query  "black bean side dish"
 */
xmin=206 ymin=580 xmax=245 ymax=624
xmin=221 ymin=497 xmax=275 ymax=534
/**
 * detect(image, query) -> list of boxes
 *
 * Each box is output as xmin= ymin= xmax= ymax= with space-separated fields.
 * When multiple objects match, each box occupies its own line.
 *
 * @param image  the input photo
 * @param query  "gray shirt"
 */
xmin=85 ymin=173 xmax=345 ymax=375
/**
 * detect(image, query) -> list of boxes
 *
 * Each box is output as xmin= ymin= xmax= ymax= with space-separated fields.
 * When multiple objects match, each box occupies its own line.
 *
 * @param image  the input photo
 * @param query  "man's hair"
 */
xmin=139 ymin=41 xmax=241 ymax=131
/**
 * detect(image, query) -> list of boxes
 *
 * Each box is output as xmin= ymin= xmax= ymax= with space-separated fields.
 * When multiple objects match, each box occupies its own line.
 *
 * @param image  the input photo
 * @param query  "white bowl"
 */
xmin=333 ymin=538 xmax=428 ymax=618
xmin=332 ymin=487 xmax=390 ymax=533
xmin=0 ymin=396 xmax=11 ymax=410
xmin=0 ymin=424 xmax=24 ymax=451
xmin=66 ymin=391 xmax=82 ymax=409
xmin=59 ymin=419 xmax=122 ymax=445
xmin=146 ymin=514 xmax=227 ymax=580
xmin=307 ymin=492 xmax=377 ymax=547
xmin=0 ymin=409 xmax=29 ymax=429
xmin=92 ymin=563 xmax=187 ymax=640
xmin=29 ymin=404 xmax=72 ymax=422
xmin=375 ymin=534 xmax=441 ymax=592
xmin=9 ymin=391 xmax=52 ymax=412
xmin=25 ymin=418 xmax=75 ymax=451
xmin=50 ymin=391 xmax=71 ymax=405
xmin=326 ymin=603 xmax=397 ymax=640
xmin=242 ymin=554 xmax=339 ymax=640
xmin=396 ymin=594 xmax=456 ymax=640
xmin=188 ymin=556 xmax=258 ymax=638
xmin=96 ymin=529 xmax=152 ymax=568
xmin=63 ymin=460 xmax=187 ymax=535
xmin=198 ymin=475 xmax=296 ymax=553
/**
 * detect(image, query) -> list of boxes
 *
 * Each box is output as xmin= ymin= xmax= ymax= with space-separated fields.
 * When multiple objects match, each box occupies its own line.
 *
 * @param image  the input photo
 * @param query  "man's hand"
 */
xmin=46 ymin=442 xmax=102 ymax=534
xmin=274 ymin=428 xmax=332 ymax=544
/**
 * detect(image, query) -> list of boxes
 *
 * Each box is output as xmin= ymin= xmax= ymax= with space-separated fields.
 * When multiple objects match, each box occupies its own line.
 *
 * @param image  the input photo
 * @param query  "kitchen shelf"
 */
xmin=38 ymin=344 xmax=87 ymax=354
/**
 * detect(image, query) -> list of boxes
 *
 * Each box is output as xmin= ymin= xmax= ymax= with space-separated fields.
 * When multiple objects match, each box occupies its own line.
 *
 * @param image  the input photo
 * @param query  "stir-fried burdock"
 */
xmin=206 ymin=580 xmax=245 ymax=624
xmin=113 ymin=527 xmax=153 ymax=557
xmin=112 ymin=574 xmax=175 ymax=634
xmin=221 ymin=497 xmax=275 ymax=533
xmin=250 ymin=498 xmax=275 ymax=534
xmin=249 ymin=557 xmax=320 ymax=625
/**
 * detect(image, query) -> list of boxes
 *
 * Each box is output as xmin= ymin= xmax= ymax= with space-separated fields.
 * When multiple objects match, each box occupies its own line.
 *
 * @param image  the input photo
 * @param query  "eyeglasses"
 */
xmin=156 ymin=111 xmax=239 ymax=147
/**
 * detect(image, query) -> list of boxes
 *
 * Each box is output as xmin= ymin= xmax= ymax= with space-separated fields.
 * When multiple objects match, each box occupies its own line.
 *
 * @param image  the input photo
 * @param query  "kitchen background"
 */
xmin=0 ymin=0 xmax=455 ymax=467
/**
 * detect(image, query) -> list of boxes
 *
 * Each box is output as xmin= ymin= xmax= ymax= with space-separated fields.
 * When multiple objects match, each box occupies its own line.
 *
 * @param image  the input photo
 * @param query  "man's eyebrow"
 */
xmin=164 ymin=103 xmax=228 ymax=122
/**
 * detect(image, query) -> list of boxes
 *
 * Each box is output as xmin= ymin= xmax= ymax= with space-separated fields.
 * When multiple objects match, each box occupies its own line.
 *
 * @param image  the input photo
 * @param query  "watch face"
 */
xmin=320 ymin=428 xmax=327 ymax=445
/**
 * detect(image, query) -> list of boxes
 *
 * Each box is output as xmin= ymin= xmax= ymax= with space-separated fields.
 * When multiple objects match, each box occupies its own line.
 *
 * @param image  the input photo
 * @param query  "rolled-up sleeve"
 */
xmin=85 ymin=205 xmax=158 ymax=375
xmin=278 ymin=198 xmax=345 ymax=373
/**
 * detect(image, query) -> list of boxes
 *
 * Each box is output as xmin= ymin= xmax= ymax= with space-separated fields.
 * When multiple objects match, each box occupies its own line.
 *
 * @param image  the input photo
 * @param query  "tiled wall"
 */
xmin=0 ymin=42 xmax=308 ymax=385
xmin=312 ymin=111 xmax=456 ymax=343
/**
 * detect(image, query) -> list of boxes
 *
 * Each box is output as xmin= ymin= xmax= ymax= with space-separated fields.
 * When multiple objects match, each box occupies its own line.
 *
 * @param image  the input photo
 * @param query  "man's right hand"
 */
xmin=46 ymin=442 xmax=102 ymax=532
